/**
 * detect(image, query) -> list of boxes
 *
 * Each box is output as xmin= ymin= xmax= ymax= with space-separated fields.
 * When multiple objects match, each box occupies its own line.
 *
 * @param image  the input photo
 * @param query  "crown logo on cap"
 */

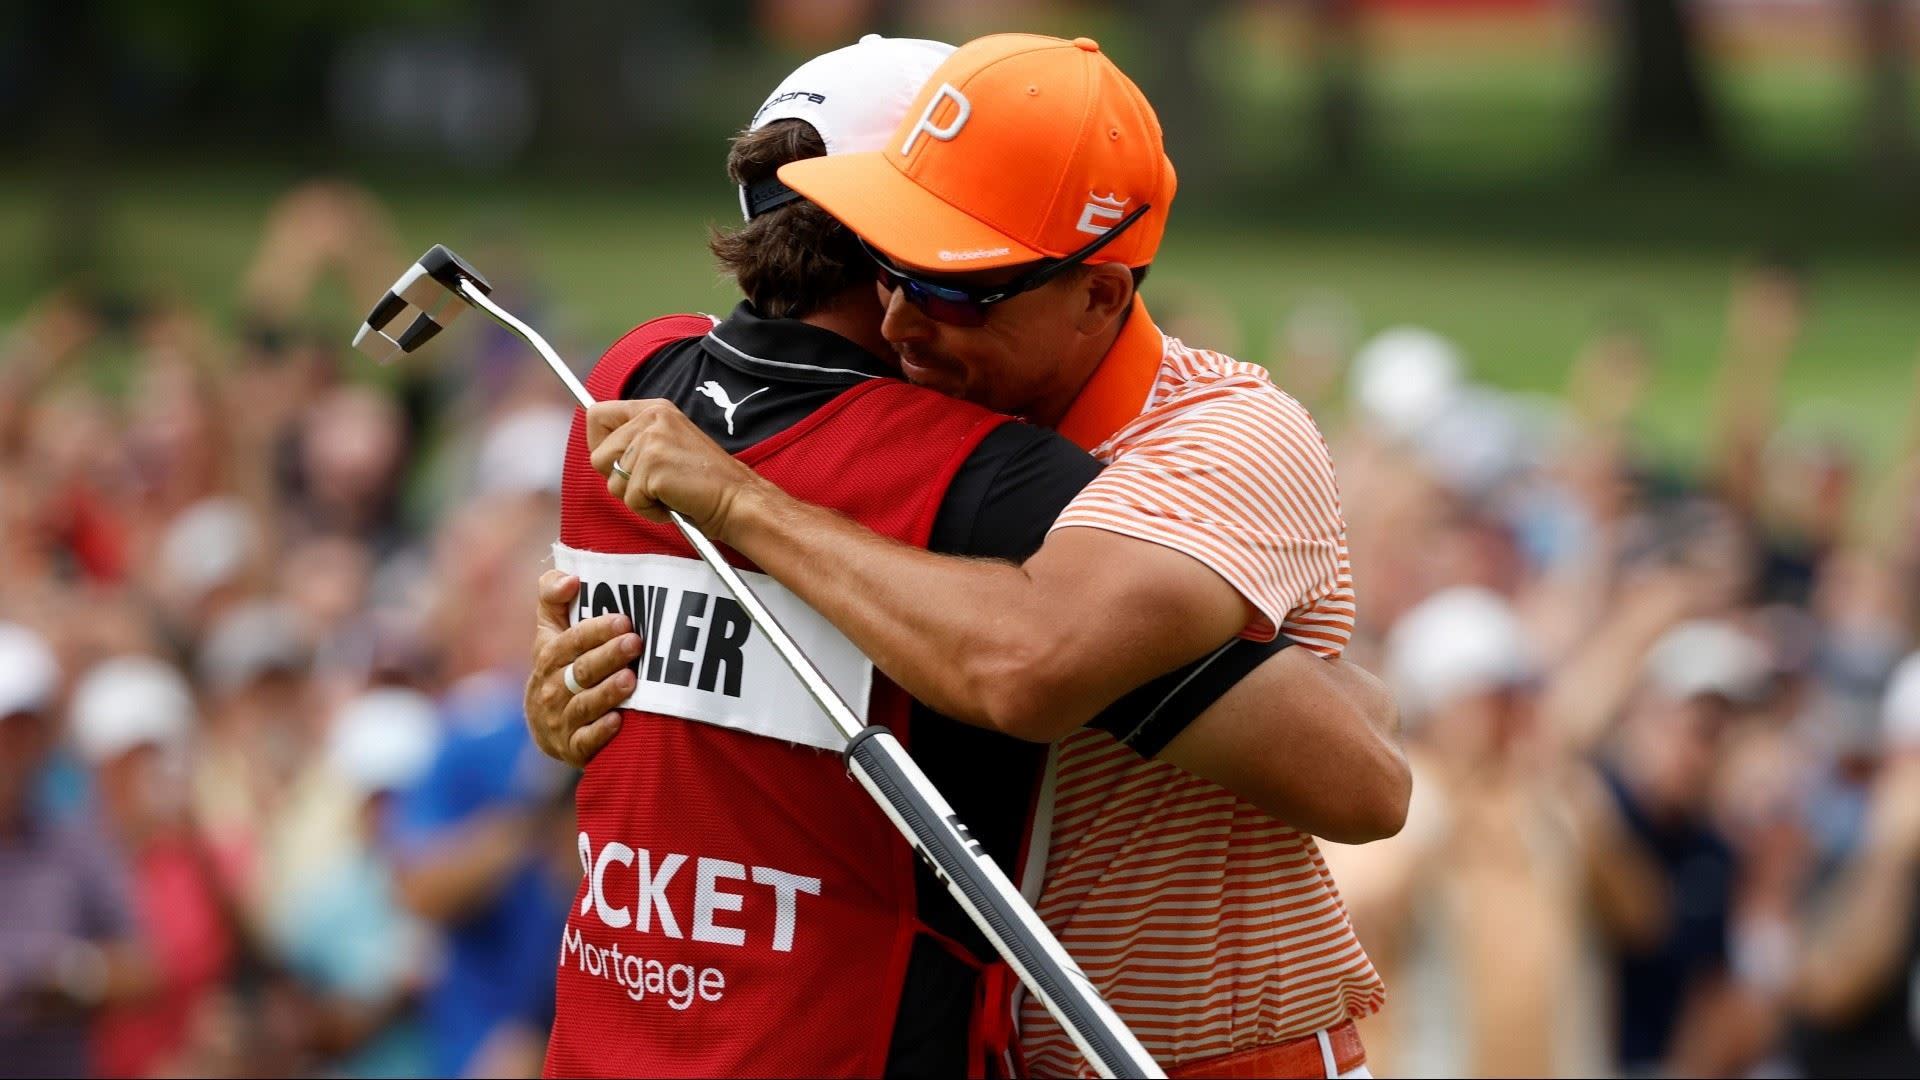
xmin=1076 ymin=190 xmax=1131 ymax=236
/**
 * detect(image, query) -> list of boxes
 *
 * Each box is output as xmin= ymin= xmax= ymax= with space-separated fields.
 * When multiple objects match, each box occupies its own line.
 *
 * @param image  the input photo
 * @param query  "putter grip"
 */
xmin=843 ymin=727 xmax=1158 ymax=1079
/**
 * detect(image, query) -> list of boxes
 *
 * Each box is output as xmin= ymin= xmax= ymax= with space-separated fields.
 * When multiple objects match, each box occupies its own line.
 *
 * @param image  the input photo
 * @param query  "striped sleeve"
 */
xmin=1048 ymin=374 xmax=1351 ymax=649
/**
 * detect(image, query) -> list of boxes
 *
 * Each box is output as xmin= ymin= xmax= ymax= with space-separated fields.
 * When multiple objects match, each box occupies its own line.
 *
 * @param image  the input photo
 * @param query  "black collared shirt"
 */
xmin=623 ymin=303 xmax=1289 ymax=1076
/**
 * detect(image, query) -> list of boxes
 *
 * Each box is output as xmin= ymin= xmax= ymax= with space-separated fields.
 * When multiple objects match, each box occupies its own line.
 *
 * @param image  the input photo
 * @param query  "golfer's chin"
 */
xmin=898 ymin=354 xmax=979 ymax=404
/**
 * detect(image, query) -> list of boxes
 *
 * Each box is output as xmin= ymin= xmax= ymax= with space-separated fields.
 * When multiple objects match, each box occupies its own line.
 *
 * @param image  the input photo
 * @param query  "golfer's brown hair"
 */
xmin=709 ymin=120 xmax=870 ymax=319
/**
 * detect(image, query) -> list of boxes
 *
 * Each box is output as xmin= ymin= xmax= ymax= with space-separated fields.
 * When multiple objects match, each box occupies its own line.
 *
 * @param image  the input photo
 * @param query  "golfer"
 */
xmin=581 ymin=33 xmax=1391 ymax=1079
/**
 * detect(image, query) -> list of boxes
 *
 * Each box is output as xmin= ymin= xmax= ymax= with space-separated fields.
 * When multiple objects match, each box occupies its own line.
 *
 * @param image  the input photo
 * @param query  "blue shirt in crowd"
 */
xmin=390 ymin=673 xmax=574 ymax=1077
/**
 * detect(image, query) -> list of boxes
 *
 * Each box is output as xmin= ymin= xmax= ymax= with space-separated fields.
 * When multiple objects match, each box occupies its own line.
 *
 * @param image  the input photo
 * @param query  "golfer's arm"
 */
xmin=727 ymin=468 xmax=1409 ymax=841
xmin=1161 ymin=650 xmax=1409 ymax=843
xmin=725 ymin=480 xmax=1247 ymax=737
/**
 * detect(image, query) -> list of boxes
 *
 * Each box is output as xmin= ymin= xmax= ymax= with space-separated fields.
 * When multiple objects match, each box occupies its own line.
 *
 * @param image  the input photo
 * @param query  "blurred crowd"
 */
xmin=1302 ymin=258 xmax=1920 ymax=1078
xmin=3 ymin=180 xmax=1919 ymax=1079
xmin=2 ymin=182 xmax=582 ymax=1078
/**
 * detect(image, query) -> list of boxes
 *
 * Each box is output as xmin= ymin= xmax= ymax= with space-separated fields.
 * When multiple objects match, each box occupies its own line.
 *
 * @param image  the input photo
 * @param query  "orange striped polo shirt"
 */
xmin=1019 ymin=301 xmax=1384 ymax=1077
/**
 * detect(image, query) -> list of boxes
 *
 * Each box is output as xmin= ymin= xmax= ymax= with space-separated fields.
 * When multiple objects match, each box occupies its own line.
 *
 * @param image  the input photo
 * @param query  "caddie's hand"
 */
xmin=526 ymin=569 xmax=642 ymax=768
xmin=586 ymin=400 xmax=768 ymax=539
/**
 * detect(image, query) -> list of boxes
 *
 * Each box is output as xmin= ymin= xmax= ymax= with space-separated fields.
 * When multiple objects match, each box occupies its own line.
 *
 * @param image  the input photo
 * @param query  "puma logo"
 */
xmin=694 ymin=381 xmax=769 ymax=435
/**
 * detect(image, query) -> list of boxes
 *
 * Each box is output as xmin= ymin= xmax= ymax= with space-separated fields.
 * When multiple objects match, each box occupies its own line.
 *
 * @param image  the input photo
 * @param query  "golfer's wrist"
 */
xmin=712 ymin=472 xmax=787 ymax=549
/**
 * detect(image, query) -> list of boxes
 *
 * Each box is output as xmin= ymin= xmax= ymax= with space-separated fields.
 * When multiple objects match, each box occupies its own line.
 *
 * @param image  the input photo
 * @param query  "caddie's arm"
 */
xmin=586 ymin=400 xmax=1407 ymax=839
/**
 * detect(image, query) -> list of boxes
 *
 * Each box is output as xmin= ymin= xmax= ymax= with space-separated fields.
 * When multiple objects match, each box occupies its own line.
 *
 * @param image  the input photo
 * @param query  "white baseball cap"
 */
xmin=0 ymin=623 xmax=60 ymax=718
xmin=70 ymin=656 xmax=196 ymax=763
xmin=475 ymin=405 xmax=573 ymax=497
xmin=1386 ymin=586 xmax=1533 ymax=721
xmin=159 ymin=496 xmax=262 ymax=602
xmin=327 ymin=688 xmax=441 ymax=797
xmin=199 ymin=601 xmax=311 ymax=695
xmin=1412 ymin=387 xmax=1561 ymax=499
xmin=739 ymin=34 xmax=955 ymax=220
xmin=1350 ymin=327 xmax=1465 ymax=442
xmin=1643 ymin=621 xmax=1773 ymax=705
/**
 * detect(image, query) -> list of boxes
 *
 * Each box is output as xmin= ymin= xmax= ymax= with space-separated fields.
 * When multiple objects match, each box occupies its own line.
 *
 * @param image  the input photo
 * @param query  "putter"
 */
xmin=356 ymin=245 xmax=1165 ymax=1080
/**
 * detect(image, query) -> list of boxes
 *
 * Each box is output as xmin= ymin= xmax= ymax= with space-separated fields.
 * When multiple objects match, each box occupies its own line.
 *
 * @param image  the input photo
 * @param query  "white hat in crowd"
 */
xmin=158 ymin=496 xmax=262 ymax=602
xmin=1349 ymin=326 xmax=1464 ymax=442
xmin=69 ymin=656 xmax=196 ymax=763
xmin=1880 ymin=653 xmax=1920 ymax=752
xmin=475 ymin=405 xmax=574 ymax=497
xmin=199 ymin=600 xmax=312 ymax=695
xmin=1643 ymin=621 xmax=1773 ymax=705
xmin=327 ymin=688 xmax=441 ymax=797
xmin=1386 ymin=586 xmax=1533 ymax=721
xmin=1411 ymin=388 xmax=1564 ymax=500
xmin=0 ymin=623 xmax=60 ymax=718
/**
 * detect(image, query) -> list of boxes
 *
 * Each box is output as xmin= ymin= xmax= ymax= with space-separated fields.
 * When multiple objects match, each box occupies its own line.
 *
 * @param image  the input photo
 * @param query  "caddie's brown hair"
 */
xmin=709 ymin=120 xmax=870 ymax=319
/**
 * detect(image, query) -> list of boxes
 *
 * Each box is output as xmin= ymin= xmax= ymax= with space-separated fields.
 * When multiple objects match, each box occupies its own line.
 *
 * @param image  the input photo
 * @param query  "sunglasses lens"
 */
xmin=878 ymin=270 xmax=989 ymax=328
xmin=910 ymin=286 xmax=989 ymax=328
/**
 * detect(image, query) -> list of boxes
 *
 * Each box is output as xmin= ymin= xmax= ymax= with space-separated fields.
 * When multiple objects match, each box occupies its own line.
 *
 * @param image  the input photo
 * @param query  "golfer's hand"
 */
xmin=586 ymin=400 xmax=768 ymax=539
xmin=526 ymin=570 xmax=641 ymax=767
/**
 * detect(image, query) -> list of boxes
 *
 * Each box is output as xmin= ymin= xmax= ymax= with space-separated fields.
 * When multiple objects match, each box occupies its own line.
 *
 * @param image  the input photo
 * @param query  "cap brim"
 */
xmin=779 ymin=153 xmax=1044 ymax=273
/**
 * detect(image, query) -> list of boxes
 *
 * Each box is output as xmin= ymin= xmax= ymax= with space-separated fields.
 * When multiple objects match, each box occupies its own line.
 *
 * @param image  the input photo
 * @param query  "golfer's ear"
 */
xmin=1075 ymin=262 xmax=1136 ymax=335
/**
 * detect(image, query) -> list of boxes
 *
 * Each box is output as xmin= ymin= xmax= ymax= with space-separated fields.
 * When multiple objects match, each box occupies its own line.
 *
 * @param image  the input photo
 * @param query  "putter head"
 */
xmin=353 ymin=245 xmax=493 ymax=364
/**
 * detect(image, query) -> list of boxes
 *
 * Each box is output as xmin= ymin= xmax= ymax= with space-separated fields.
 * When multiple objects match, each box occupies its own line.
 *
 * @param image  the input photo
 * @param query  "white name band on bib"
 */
xmin=551 ymin=543 xmax=870 ymax=752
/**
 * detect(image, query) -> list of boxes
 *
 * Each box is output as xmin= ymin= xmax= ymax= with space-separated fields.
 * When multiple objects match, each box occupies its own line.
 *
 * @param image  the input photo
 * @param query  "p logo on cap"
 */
xmin=900 ymin=83 xmax=971 ymax=156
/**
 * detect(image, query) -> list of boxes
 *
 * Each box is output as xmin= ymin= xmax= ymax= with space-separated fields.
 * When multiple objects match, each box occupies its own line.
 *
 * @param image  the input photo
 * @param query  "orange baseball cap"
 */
xmin=778 ymin=33 xmax=1177 ymax=273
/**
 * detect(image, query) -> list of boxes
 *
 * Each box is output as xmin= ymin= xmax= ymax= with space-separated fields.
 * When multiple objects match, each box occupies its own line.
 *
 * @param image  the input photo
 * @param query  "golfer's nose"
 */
xmin=878 ymin=282 xmax=935 ymax=347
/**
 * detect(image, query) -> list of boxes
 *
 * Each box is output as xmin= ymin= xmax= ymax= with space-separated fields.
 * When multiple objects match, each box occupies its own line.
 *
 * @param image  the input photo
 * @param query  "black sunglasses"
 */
xmin=864 ymin=203 xmax=1151 ymax=327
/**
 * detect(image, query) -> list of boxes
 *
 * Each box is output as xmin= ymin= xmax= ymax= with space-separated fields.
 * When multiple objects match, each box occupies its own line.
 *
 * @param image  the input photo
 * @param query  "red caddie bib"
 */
xmin=542 ymin=315 xmax=1007 ymax=1078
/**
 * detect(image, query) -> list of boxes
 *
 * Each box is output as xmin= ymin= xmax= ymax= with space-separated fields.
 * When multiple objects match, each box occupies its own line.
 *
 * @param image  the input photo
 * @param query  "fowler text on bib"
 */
xmin=551 ymin=543 xmax=872 ymax=750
